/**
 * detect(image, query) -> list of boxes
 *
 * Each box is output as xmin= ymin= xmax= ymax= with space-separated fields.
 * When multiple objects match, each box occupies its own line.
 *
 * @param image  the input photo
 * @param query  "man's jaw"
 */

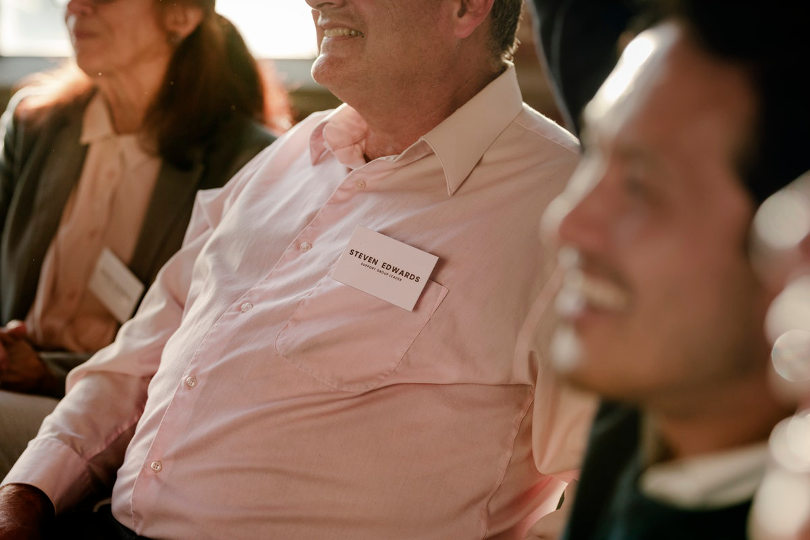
xmin=550 ymin=249 xmax=632 ymax=377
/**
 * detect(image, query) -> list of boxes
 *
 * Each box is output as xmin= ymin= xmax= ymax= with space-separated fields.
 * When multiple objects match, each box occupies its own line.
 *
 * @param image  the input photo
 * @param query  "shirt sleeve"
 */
xmin=527 ymin=263 xmax=596 ymax=479
xmin=507 ymin=252 xmax=596 ymax=538
xmin=0 ymin=178 xmax=240 ymax=513
xmin=523 ymin=481 xmax=578 ymax=539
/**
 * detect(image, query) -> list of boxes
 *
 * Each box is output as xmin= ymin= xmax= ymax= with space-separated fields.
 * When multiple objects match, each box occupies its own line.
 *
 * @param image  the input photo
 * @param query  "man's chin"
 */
xmin=549 ymin=326 xmax=608 ymax=395
xmin=549 ymin=326 xmax=631 ymax=398
xmin=550 ymin=325 xmax=583 ymax=376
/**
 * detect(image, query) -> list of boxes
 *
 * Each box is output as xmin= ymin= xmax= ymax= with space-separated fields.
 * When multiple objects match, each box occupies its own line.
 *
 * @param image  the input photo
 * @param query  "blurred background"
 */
xmin=0 ymin=0 xmax=564 ymax=126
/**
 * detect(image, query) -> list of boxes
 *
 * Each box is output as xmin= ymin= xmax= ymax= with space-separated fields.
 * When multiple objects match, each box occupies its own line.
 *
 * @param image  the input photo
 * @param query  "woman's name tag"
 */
xmin=88 ymin=247 xmax=145 ymax=323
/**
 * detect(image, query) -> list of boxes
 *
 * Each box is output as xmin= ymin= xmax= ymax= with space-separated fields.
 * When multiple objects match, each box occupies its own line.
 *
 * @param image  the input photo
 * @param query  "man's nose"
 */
xmin=305 ymin=0 xmax=347 ymax=10
xmin=66 ymin=0 xmax=95 ymax=16
xmin=544 ymin=163 xmax=613 ymax=256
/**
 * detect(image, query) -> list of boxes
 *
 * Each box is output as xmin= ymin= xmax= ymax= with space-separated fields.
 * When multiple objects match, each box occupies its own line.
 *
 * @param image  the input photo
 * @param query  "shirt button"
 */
xmin=240 ymin=302 xmax=253 ymax=313
xmin=299 ymin=241 xmax=312 ymax=252
xmin=184 ymin=376 xmax=197 ymax=389
xmin=150 ymin=460 xmax=163 ymax=473
xmin=355 ymin=179 xmax=366 ymax=190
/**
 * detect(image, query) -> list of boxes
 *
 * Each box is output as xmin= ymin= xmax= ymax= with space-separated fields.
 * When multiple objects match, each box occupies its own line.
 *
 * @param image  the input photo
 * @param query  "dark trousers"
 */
xmin=52 ymin=503 xmax=149 ymax=540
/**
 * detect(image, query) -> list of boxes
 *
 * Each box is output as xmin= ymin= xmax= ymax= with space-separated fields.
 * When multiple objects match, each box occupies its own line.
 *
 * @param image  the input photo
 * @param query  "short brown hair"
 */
xmin=490 ymin=0 xmax=523 ymax=62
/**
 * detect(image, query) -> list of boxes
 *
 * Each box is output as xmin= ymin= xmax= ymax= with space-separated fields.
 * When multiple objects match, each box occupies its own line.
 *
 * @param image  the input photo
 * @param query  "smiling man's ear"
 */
xmin=451 ymin=0 xmax=496 ymax=40
xmin=163 ymin=2 xmax=205 ymax=43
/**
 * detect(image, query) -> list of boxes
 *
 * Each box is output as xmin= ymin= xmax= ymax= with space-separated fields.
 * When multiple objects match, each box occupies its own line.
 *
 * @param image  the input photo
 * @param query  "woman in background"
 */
xmin=0 ymin=0 xmax=289 ymax=476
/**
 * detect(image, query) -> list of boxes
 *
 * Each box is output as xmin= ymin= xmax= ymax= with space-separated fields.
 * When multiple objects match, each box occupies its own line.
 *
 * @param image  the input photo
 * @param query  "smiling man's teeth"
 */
xmin=559 ymin=270 xmax=630 ymax=313
xmin=323 ymin=28 xmax=364 ymax=38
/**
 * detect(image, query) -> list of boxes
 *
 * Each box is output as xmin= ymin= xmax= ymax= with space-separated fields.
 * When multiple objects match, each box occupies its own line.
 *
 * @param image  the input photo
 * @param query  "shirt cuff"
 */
xmin=2 ymin=436 xmax=95 ymax=513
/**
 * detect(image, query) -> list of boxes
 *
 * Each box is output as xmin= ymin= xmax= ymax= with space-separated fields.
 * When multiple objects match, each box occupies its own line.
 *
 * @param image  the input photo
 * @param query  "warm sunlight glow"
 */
xmin=217 ymin=2 xmax=317 ymax=59
xmin=0 ymin=0 xmax=318 ymax=59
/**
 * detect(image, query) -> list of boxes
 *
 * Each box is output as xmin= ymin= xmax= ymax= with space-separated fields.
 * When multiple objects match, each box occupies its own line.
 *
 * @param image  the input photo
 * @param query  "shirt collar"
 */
xmin=309 ymin=64 xmax=524 ymax=196
xmin=80 ymin=92 xmax=115 ymax=145
xmin=309 ymin=105 xmax=369 ymax=171
xmin=80 ymin=93 xmax=154 ymax=170
xmin=639 ymin=414 xmax=769 ymax=508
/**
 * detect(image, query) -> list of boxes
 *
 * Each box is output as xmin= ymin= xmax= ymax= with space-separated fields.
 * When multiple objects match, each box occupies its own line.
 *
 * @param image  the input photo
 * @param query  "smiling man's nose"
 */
xmin=66 ymin=0 xmax=95 ymax=16
xmin=305 ymin=0 xmax=347 ymax=10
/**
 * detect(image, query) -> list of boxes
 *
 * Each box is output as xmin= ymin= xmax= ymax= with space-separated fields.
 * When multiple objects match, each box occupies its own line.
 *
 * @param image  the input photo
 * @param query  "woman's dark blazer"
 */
xmin=0 ymin=89 xmax=275 ymax=361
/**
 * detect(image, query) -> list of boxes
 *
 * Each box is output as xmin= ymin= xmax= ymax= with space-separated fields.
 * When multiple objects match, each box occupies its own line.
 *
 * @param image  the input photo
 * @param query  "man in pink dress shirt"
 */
xmin=0 ymin=0 xmax=593 ymax=538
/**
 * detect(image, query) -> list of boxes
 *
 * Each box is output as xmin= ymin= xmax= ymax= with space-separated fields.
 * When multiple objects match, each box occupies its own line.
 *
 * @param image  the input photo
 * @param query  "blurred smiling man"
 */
xmin=540 ymin=1 xmax=810 ymax=539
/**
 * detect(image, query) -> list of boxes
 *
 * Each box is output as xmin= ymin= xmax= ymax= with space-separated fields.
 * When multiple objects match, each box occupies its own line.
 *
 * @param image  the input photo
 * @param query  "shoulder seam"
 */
xmin=513 ymin=107 xmax=579 ymax=155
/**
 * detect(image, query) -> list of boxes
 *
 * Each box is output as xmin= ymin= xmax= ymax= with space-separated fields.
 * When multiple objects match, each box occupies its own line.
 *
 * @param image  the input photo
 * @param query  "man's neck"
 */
xmin=648 ymin=372 xmax=791 ymax=462
xmin=358 ymin=64 xmax=505 ymax=161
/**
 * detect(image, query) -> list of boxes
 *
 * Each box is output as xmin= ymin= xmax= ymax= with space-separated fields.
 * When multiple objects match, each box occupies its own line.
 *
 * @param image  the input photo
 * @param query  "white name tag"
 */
xmin=333 ymin=226 xmax=439 ymax=311
xmin=88 ymin=247 xmax=145 ymax=323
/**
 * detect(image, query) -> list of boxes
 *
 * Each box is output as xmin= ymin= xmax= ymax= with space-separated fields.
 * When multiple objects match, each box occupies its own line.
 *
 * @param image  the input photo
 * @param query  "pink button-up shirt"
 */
xmin=6 ymin=66 xmax=594 ymax=539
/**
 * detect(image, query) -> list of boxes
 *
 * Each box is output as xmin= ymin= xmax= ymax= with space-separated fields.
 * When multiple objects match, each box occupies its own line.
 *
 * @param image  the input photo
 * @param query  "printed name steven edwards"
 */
xmin=349 ymin=249 xmax=422 ymax=282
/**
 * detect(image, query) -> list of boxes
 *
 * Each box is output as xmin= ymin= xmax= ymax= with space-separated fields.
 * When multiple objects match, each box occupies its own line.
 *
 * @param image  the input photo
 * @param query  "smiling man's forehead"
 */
xmin=584 ymin=23 xmax=754 ymax=165
xmin=583 ymin=24 xmax=677 ymax=130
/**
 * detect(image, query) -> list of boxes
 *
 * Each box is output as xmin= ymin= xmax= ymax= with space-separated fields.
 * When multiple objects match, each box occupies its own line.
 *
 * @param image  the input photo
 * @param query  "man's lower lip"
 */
xmin=556 ymin=290 xmax=620 ymax=321
xmin=561 ymin=306 xmax=615 ymax=328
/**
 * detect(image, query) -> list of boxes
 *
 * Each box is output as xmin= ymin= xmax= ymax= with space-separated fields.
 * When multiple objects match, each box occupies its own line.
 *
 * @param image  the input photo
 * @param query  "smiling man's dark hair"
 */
xmin=668 ymin=0 xmax=810 ymax=203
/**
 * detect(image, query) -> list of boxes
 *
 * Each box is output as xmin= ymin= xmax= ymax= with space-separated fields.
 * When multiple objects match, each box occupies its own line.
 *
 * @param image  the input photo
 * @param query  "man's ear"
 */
xmin=163 ymin=3 xmax=205 ymax=42
xmin=451 ymin=0 xmax=496 ymax=40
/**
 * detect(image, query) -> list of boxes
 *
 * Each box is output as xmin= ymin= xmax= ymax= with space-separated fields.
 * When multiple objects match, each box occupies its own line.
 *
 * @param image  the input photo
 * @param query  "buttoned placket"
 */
xmin=132 ymin=152 xmax=411 ymax=525
xmin=278 ymin=163 xmax=379 ymax=267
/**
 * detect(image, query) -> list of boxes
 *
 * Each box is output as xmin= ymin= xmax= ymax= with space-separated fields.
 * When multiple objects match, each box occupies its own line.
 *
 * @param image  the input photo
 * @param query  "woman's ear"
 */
xmin=163 ymin=3 xmax=204 ymax=42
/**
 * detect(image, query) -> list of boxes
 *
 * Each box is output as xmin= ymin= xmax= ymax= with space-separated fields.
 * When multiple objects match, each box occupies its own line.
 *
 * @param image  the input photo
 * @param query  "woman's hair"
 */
xmin=15 ymin=0 xmax=291 ymax=169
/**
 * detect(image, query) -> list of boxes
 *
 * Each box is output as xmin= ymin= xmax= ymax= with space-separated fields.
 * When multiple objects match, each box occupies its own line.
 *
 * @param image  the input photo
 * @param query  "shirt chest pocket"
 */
xmin=275 ymin=276 xmax=448 ymax=391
